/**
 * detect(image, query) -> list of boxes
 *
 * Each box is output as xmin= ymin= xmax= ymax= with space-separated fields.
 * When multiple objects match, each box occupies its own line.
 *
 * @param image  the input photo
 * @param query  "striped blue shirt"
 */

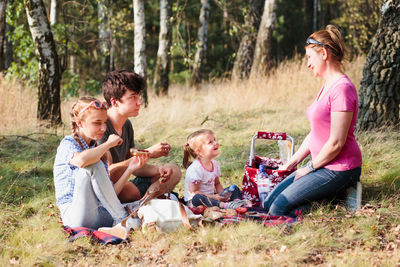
xmin=53 ymin=135 xmax=109 ymax=214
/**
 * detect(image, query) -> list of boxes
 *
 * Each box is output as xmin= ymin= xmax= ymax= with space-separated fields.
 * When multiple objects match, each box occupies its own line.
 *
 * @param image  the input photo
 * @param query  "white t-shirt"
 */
xmin=184 ymin=159 xmax=221 ymax=202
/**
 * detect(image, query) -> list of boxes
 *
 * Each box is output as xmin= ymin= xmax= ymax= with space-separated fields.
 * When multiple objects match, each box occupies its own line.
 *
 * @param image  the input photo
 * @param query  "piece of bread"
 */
xmin=130 ymin=148 xmax=149 ymax=157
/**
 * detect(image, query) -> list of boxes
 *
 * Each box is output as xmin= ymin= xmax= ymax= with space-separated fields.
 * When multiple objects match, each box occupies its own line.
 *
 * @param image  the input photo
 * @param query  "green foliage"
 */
xmin=61 ymin=71 xmax=102 ymax=98
xmin=4 ymin=0 xmax=383 ymax=92
xmin=331 ymin=0 xmax=383 ymax=55
xmin=5 ymin=0 xmax=38 ymax=84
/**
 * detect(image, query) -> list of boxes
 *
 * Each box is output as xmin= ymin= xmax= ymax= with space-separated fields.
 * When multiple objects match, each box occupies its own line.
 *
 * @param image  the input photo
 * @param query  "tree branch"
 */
xmin=211 ymin=0 xmax=248 ymax=34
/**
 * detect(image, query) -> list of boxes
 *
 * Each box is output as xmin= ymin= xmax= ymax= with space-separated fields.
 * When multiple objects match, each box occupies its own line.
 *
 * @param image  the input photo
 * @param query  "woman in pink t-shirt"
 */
xmin=263 ymin=25 xmax=362 ymax=217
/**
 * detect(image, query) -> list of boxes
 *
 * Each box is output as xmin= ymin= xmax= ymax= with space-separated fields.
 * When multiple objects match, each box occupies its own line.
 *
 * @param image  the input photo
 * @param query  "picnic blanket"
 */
xmin=61 ymin=208 xmax=301 ymax=244
xmin=62 ymin=225 xmax=124 ymax=245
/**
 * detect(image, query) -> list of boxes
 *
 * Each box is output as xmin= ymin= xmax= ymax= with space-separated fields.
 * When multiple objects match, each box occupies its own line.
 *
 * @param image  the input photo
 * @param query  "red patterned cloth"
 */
xmin=63 ymin=225 xmax=124 ymax=245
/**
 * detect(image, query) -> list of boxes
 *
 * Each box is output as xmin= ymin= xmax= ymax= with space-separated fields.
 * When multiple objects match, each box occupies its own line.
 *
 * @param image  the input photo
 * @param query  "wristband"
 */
xmin=306 ymin=161 xmax=315 ymax=172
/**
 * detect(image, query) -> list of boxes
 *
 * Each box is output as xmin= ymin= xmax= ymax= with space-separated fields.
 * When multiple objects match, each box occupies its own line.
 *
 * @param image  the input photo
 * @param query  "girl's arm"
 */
xmin=214 ymin=177 xmax=224 ymax=195
xmin=113 ymin=156 xmax=147 ymax=195
xmin=279 ymin=133 xmax=311 ymax=170
xmin=294 ymin=111 xmax=353 ymax=180
xmin=70 ymin=134 xmax=122 ymax=168
xmin=189 ymin=180 xmax=226 ymax=201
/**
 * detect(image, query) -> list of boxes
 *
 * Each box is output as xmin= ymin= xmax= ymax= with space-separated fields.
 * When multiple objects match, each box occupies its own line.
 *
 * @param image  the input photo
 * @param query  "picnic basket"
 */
xmin=242 ymin=131 xmax=295 ymax=206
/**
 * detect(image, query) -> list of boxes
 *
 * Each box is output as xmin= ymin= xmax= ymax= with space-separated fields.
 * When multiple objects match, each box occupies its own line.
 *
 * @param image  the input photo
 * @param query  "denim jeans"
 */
xmin=61 ymin=161 xmax=128 ymax=229
xmin=191 ymin=185 xmax=242 ymax=207
xmin=263 ymin=166 xmax=361 ymax=217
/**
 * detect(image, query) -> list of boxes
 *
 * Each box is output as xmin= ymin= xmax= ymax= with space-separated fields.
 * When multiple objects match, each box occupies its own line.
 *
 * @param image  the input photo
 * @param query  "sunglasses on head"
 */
xmin=78 ymin=100 xmax=108 ymax=117
xmin=306 ymin=38 xmax=331 ymax=49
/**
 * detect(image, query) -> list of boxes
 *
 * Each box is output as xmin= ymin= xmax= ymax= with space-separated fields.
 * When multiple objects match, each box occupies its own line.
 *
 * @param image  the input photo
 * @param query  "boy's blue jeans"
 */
xmin=263 ymin=166 xmax=361 ymax=217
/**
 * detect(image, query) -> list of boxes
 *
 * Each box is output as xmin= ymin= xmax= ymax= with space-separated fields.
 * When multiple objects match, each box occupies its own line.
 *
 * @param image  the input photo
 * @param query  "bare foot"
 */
xmin=98 ymin=224 xmax=129 ymax=240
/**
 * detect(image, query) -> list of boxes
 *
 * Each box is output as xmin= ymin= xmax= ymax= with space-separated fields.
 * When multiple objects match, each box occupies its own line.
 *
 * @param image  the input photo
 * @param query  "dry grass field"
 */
xmin=1 ymin=56 xmax=400 ymax=266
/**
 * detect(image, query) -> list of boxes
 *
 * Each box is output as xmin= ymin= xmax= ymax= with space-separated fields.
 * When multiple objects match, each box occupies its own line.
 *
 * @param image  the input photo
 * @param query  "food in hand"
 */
xmin=160 ymin=174 xmax=168 ymax=183
xmin=130 ymin=148 xmax=149 ymax=157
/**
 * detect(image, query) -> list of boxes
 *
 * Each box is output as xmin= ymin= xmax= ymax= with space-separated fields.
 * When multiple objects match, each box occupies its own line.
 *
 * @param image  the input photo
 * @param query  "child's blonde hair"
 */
xmin=182 ymin=129 xmax=214 ymax=169
xmin=70 ymin=96 xmax=105 ymax=148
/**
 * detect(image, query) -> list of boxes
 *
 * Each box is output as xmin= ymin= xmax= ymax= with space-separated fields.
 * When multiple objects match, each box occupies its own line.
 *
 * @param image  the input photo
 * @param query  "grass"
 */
xmin=1 ymin=55 xmax=400 ymax=266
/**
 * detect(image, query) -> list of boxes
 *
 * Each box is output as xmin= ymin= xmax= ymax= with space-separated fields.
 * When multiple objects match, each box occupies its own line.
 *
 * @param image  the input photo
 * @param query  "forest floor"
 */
xmin=1 ymin=56 xmax=400 ymax=266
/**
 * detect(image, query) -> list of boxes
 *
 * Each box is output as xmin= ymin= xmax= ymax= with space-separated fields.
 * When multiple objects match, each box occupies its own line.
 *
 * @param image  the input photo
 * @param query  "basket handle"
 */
xmin=249 ymin=132 xmax=295 ymax=166
xmin=257 ymin=132 xmax=287 ymax=140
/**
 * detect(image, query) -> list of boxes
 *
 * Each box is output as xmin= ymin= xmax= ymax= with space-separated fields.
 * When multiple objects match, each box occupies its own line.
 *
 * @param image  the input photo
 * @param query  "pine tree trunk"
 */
xmin=357 ymin=0 xmax=400 ymax=130
xmin=25 ymin=0 xmax=61 ymax=125
xmin=191 ymin=0 xmax=209 ymax=87
xmin=98 ymin=0 xmax=111 ymax=73
xmin=0 ymin=0 xmax=7 ymax=71
xmin=133 ymin=0 xmax=148 ymax=104
xmin=153 ymin=0 xmax=172 ymax=95
xmin=49 ymin=0 xmax=57 ymax=26
xmin=231 ymin=0 xmax=264 ymax=80
xmin=250 ymin=0 xmax=278 ymax=77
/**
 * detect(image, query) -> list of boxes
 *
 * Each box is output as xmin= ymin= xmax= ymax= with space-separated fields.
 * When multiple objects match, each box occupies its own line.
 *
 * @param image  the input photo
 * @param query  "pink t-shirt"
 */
xmin=306 ymin=75 xmax=362 ymax=171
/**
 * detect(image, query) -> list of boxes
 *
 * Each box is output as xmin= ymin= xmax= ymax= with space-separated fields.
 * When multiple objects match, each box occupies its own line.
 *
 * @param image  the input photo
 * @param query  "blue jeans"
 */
xmin=191 ymin=185 xmax=242 ymax=207
xmin=263 ymin=166 xmax=361 ymax=217
xmin=61 ymin=161 xmax=128 ymax=229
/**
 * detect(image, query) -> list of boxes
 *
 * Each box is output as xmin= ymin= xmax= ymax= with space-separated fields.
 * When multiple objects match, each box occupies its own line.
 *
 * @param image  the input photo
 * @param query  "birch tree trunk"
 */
xmin=4 ymin=22 xmax=12 ymax=70
xmin=0 ymin=0 xmax=7 ymax=71
xmin=25 ymin=0 xmax=61 ymax=125
xmin=250 ymin=0 xmax=278 ymax=77
xmin=133 ymin=0 xmax=148 ymax=104
xmin=49 ymin=0 xmax=57 ymax=26
xmin=153 ymin=0 xmax=172 ymax=95
xmin=231 ymin=0 xmax=264 ymax=80
xmin=357 ymin=0 xmax=400 ymax=130
xmin=98 ymin=0 xmax=111 ymax=73
xmin=191 ymin=0 xmax=209 ymax=87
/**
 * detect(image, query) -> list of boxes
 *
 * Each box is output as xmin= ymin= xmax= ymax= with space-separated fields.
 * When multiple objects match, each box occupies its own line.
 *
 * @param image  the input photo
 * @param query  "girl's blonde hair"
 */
xmin=306 ymin=24 xmax=347 ymax=68
xmin=182 ymin=129 xmax=214 ymax=169
xmin=70 ymin=96 xmax=104 ymax=148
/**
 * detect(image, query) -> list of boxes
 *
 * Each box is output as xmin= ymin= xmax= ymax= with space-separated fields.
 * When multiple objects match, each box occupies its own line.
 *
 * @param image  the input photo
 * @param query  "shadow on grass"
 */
xmin=362 ymin=167 xmax=400 ymax=202
xmin=0 ymin=134 xmax=60 ymax=205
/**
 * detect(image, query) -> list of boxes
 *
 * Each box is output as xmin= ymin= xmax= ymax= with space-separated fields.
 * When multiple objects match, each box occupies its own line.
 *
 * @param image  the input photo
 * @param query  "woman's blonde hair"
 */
xmin=70 ymin=96 xmax=103 ymax=148
xmin=182 ymin=129 xmax=214 ymax=169
xmin=307 ymin=25 xmax=347 ymax=67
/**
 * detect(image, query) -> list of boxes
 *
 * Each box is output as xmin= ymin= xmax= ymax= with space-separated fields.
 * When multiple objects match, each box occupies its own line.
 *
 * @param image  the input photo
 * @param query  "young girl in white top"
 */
xmin=183 ymin=129 xmax=247 ymax=209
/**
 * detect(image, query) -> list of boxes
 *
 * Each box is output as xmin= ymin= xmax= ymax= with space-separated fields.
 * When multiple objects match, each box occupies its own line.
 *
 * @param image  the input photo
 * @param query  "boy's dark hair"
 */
xmin=102 ymin=70 xmax=146 ymax=105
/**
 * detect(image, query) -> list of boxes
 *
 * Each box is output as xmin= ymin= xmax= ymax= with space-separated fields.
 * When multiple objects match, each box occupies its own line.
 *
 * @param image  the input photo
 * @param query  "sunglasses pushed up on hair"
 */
xmin=306 ymin=38 xmax=331 ymax=49
xmin=78 ymin=100 xmax=108 ymax=117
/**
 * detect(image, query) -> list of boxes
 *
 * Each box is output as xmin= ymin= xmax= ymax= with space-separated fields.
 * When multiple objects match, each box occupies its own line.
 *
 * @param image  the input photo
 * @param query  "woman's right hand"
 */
xmin=107 ymin=134 xmax=123 ymax=147
xmin=279 ymin=160 xmax=296 ymax=171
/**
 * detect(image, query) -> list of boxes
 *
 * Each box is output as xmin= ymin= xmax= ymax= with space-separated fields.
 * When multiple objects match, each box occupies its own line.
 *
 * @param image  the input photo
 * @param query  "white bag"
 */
xmin=137 ymin=199 xmax=202 ymax=233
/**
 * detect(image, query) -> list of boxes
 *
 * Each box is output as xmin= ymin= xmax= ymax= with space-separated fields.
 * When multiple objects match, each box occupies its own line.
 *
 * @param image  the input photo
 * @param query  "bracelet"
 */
xmin=306 ymin=161 xmax=315 ymax=172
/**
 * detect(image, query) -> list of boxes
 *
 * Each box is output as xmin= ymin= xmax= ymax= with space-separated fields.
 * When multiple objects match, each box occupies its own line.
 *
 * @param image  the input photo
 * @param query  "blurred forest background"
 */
xmin=4 ymin=0 xmax=383 ymax=97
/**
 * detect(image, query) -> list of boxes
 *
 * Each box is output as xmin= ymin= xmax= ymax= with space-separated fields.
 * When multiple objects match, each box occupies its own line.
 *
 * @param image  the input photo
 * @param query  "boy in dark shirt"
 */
xmin=98 ymin=70 xmax=181 ymax=202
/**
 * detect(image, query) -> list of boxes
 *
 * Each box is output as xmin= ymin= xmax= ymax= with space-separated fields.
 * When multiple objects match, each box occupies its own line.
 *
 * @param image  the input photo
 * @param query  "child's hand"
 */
xmin=212 ymin=194 xmax=229 ymax=202
xmin=127 ymin=155 xmax=147 ymax=172
xmin=107 ymin=134 xmax=123 ymax=147
xmin=158 ymin=166 xmax=172 ymax=183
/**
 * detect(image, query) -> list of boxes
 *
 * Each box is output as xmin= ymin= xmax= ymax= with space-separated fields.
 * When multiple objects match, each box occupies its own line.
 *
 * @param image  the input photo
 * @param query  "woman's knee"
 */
xmin=267 ymin=194 xmax=292 ymax=216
